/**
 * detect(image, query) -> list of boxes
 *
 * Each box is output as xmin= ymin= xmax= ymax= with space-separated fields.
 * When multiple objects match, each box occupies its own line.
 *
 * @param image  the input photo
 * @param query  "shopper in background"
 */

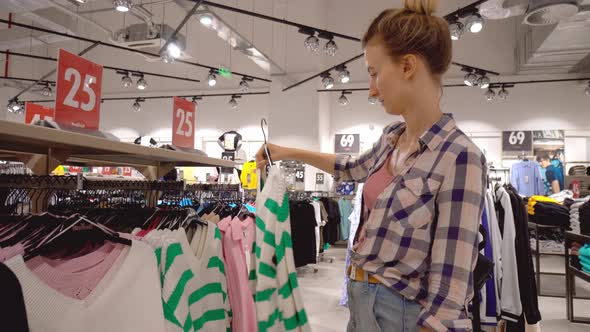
xmin=256 ymin=1 xmax=486 ymax=331
xmin=538 ymin=155 xmax=562 ymax=194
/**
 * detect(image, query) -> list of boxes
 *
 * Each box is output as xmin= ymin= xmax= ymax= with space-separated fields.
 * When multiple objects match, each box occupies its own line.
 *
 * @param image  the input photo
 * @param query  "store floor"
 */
xmin=298 ymin=247 xmax=590 ymax=332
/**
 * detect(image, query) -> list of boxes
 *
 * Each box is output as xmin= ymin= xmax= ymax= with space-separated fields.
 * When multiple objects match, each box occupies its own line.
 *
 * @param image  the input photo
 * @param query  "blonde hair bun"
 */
xmin=404 ymin=0 xmax=438 ymax=15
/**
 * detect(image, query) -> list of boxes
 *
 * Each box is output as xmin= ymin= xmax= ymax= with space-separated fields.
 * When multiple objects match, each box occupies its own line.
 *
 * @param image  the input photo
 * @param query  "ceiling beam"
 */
xmin=198 ymin=1 xmax=361 ymax=42
xmin=0 ymin=50 xmax=200 ymax=83
xmin=0 ymin=18 xmax=271 ymax=83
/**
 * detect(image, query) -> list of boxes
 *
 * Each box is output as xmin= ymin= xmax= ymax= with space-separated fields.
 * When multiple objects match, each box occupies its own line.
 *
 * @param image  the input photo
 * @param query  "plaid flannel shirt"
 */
xmin=334 ymin=114 xmax=486 ymax=332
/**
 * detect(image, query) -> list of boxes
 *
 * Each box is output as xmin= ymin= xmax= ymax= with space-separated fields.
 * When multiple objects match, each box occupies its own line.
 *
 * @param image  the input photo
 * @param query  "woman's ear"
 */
xmin=400 ymin=54 xmax=417 ymax=80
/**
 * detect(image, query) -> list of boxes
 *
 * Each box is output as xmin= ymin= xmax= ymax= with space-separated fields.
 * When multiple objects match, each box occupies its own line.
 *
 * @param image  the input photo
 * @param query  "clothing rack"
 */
xmin=565 ymin=231 xmax=590 ymax=324
xmin=0 ymin=174 xmax=242 ymax=213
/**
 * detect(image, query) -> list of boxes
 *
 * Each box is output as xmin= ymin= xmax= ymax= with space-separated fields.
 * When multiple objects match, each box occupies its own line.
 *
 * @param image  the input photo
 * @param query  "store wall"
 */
xmin=327 ymin=82 xmax=590 ymax=167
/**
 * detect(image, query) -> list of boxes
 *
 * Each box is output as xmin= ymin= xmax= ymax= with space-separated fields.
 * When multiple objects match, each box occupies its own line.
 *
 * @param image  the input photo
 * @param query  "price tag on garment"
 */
xmin=315 ymin=173 xmax=325 ymax=185
xmin=55 ymin=49 xmax=103 ymax=130
xmin=335 ymin=134 xmax=360 ymax=154
xmin=221 ymin=152 xmax=235 ymax=174
xmin=295 ymin=167 xmax=305 ymax=183
xmin=172 ymin=96 xmax=196 ymax=149
xmin=502 ymin=131 xmax=532 ymax=153
xmin=25 ymin=102 xmax=54 ymax=124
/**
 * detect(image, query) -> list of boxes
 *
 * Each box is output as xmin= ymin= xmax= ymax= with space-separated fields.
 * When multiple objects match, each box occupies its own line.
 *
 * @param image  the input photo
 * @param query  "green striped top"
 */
xmin=249 ymin=167 xmax=311 ymax=332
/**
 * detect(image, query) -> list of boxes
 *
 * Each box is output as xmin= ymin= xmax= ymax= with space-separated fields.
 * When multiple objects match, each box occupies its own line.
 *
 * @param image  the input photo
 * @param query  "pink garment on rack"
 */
xmin=0 ymin=243 xmax=25 ymax=262
xmin=241 ymin=216 xmax=255 ymax=258
xmin=218 ymin=216 xmax=257 ymax=332
xmin=25 ymin=242 xmax=126 ymax=300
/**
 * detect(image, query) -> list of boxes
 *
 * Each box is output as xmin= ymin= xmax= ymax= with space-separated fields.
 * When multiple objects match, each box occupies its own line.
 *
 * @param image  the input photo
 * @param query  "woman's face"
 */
xmin=365 ymin=40 xmax=410 ymax=116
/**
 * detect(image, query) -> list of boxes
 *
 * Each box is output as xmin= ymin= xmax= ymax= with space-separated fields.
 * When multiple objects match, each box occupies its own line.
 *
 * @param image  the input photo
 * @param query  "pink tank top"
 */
xmin=363 ymin=156 xmax=396 ymax=210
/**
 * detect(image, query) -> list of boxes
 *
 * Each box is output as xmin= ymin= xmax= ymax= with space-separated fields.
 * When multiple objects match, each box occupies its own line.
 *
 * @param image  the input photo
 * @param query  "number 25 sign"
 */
xmin=172 ymin=97 xmax=196 ymax=149
xmin=55 ymin=49 xmax=103 ymax=130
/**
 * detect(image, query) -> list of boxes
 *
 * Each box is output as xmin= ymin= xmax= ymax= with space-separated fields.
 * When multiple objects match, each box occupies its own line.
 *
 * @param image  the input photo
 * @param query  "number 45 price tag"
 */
xmin=55 ymin=49 xmax=102 ymax=130
xmin=172 ymin=97 xmax=196 ymax=149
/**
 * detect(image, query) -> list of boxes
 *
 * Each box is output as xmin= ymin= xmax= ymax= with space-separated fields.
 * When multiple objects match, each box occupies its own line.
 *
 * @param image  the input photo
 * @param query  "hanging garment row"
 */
xmin=474 ymin=184 xmax=541 ymax=332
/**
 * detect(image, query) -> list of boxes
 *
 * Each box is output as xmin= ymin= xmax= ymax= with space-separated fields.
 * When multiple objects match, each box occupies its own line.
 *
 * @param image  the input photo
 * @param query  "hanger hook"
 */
xmin=260 ymin=118 xmax=273 ymax=166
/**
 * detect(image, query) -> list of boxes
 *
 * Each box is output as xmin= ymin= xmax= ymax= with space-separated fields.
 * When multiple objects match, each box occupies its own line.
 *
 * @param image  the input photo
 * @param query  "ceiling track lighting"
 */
xmin=477 ymin=73 xmax=491 ymax=89
xmin=135 ymin=73 xmax=148 ymax=90
xmin=336 ymin=65 xmax=350 ymax=84
xmin=239 ymin=77 xmax=253 ymax=93
xmin=498 ymin=85 xmax=509 ymax=100
xmin=162 ymin=40 xmax=182 ymax=64
xmin=449 ymin=19 xmax=465 ymax=41
xmin=338 ymin=91 xmax=352 ymax=106
xmin=199 ymin=14 xmax=213 ymax=27
xmin=462 ymin=68 xmax=478 ymax=87
xmin=317 ymin=32 xmax=338 ymax=56
xmin=132 ymin=98 xmax=143 ymax=112
xmin=6 ymin=98 xmax=24 ymax=114
xmin=118 ymin=70 xmax=133 ymax=88
xmin=320 ymin=72 xmax=335 ymax=90
xmin=207 ymin=69 xmax=218 ymax=87
xmin=300 ymin=27 xmax=320 ymax=53
xmin=228 ymin=95 xmax=241 ymax=109
xmin=114 ymin=0 xmax=132 ymax=13
xmin=466 ymin=13 xmax=484 ymax=34
xmin=484 ymin=88 xmax=496 ymax=102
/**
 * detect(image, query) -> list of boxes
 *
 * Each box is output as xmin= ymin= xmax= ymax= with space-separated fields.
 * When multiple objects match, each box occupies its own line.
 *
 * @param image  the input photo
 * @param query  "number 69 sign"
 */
xmin=172 ymin=97 xmax=196 ymax=149
xmin=55 ymin=49 xmax=103 ymax=130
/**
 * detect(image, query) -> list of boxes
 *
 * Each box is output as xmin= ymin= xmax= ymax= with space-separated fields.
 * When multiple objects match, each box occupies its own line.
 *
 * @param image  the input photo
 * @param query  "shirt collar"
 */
xmin=386 ymin=113 xmax=456 ymax=151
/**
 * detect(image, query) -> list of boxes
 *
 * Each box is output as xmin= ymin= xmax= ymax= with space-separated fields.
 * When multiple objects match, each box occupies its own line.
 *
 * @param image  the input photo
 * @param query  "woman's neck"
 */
xmin=401 ymin=96 xmax=443 ymax=142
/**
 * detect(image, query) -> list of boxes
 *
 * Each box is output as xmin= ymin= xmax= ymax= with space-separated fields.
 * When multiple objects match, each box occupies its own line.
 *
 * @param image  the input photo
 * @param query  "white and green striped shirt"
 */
xmin=249 ymin=167 xmax=310 ymax=332
xmin=144 ymin=227 xmax=231 ymax=332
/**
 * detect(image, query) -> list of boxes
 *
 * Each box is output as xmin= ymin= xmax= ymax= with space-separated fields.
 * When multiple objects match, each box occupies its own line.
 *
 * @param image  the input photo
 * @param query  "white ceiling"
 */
xmin=0 ymin=0 xmax=588 ymax=98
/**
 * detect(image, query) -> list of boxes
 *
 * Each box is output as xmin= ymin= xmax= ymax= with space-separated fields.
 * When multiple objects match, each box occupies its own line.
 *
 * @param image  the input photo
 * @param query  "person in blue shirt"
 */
xmin=538 ymin=155 xmax=562 ymax=194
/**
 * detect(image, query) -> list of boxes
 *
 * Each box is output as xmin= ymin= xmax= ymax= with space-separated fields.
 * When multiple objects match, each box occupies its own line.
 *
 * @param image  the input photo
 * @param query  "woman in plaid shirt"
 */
xmin=257 ymin=1 xmax=487 ymax=331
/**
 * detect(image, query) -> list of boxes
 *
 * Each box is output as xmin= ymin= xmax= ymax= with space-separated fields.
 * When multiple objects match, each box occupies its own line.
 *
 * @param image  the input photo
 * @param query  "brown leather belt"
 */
xmin=347 ymin=265 xmax=381 ymax=284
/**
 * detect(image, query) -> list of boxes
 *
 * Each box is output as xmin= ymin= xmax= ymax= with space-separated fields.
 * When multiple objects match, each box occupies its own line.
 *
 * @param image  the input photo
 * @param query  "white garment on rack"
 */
xmin=495 ymin=187 xmax=522 ymax=322
xmin=5 ymin=240 xmax=167 ymax=332
xmin=311 ymin=201 xmax=322 ymax=257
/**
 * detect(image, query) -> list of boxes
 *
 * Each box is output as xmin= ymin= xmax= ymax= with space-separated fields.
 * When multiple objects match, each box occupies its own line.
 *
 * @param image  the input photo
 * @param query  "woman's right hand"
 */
xmin=255 ymin=143 xmax=290 ymax=170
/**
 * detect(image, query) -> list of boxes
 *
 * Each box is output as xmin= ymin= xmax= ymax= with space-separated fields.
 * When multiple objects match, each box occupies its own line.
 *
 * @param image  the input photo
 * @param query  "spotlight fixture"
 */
xmin=336 ymin=65 xmax=350 ymax=84
xmin=463 ymin=71 xmax=478 ymax=86
xmin=498 ymin=86 xmax=509 ymax=100
xmin=449 ymin=21 xmax=464 ymax=41
xmin=484 ymin=88 xmax=496 ymax=102
xmin=132 ymin=98 xmax=142 ymax=112
xmin=167 ymin=41 xmax=182 ymax=59
xmin=304 ymin=35 xmax=320 ymax=53
xmin=320 ymin=72 xmax=335 ymax=90
xmin=199 ymin=14 xmax=213 ymax=26
xmin=207 ymin=69 xmax=217 ymax=87
xmin=120 ymin=72 xmax=133 ymax=87
xmin=192 ymin=96 xmax=202 ymax=106
xmin=6 ymin=98 xmax=23 ymax=113
xmin=466 ymin=13 xmax=484 ymax=33
xmin=228 ymin=95 xmax=241 ymax=109
xmin=477 ymin=74 xmax=490 ymax=89
xmin=239 ymin=77 xmax=253 ymax=92
xmin=338 ymin=91 xmax=352 ymax=106
xmin=368 ymin=96 xmax=379 ymax=105
xmin=41 ymin=83 xmax=53 ymax=97
xmin=324 ymin=39 xmax=338 ymax=57
xmin=114 ymin=0 xmax=132 ymax=12
xmin=586 ymin=81 xmax=590 ymax=96
xmin=136 ymin=74 xmax=148 ymax=90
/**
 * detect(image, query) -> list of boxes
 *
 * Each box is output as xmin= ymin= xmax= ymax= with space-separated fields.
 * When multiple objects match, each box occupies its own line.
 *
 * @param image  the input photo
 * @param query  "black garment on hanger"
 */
xmin=320 ymin=198 xmax=341 ymax=245
xmin=218 ymin=131 xmax=243 ymax=152
xmin=0 ymin=262 xmax=29 ymax=332
xmin=505 ymin=187 xmax=542 ymax=331
xmin=289 ymin=201 xmax=317 ymax=268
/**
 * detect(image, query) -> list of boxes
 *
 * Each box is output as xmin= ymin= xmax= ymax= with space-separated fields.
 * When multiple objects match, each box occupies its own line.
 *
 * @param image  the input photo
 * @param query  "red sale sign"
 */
xmin=172 ymin=97 xmax=196 ymax=149
xmin=25 ymin=102 xmax=54 ymax=124
xmin=55 ymin=49 xmax=103 ymax=130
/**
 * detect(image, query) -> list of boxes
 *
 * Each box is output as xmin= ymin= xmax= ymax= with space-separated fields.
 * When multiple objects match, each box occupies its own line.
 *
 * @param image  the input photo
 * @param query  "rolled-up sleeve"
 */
xmin=418 ymin=148 xmax=487 ymax=331
xmin=334 ymin=124 xmax=399 ymax=183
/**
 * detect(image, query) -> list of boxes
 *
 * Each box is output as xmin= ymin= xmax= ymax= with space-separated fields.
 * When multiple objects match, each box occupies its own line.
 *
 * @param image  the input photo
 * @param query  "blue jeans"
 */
xmin=347 ymin=279 xmax=422 ymax=332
